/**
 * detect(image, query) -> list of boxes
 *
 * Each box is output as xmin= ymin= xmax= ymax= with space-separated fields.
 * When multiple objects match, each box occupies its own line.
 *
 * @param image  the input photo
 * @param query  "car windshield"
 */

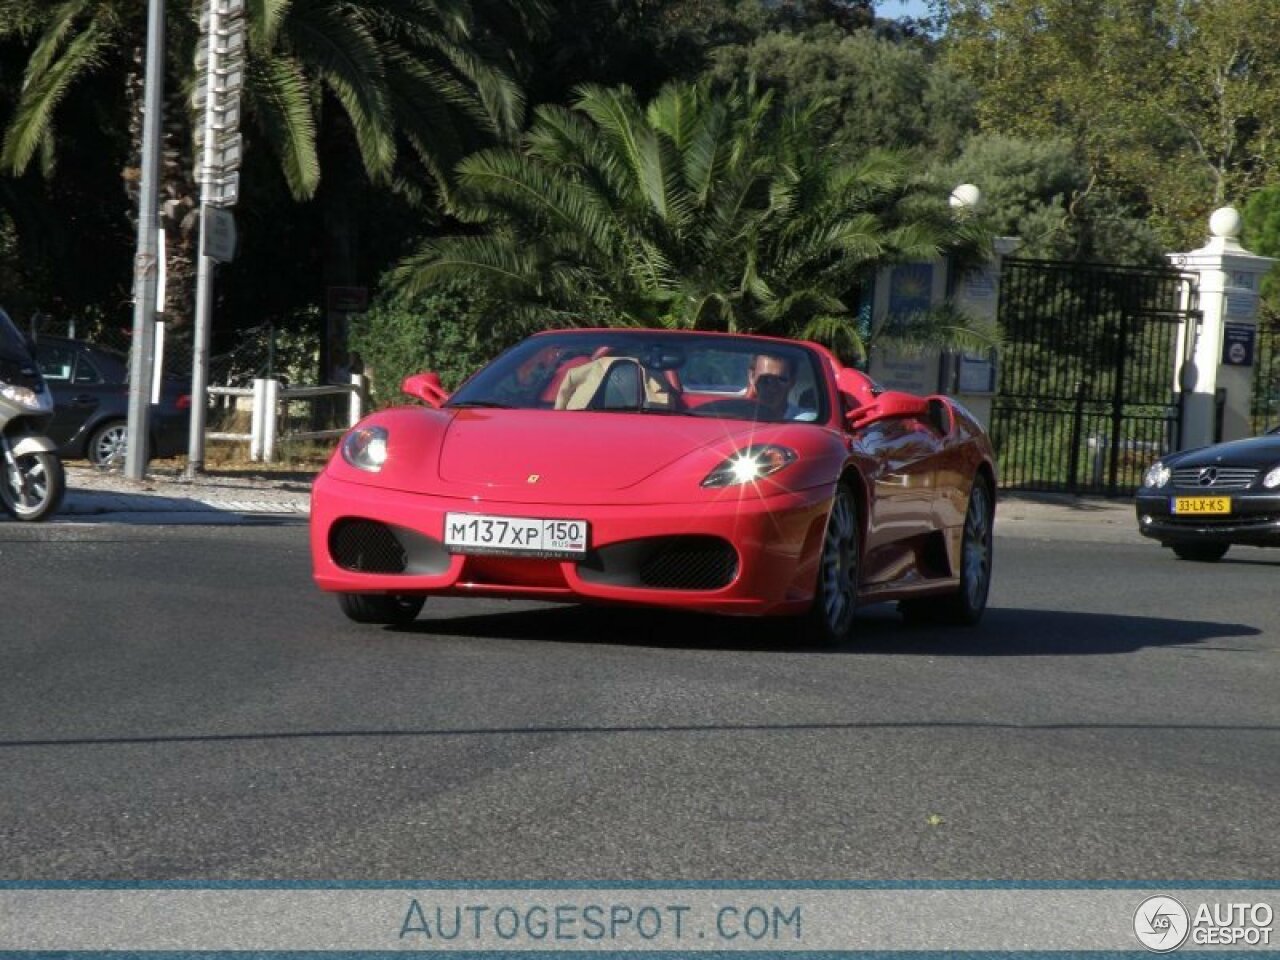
xmin=448 ymin=331 xmax=828 ymax=424
xmin=0 ymin=309 xmax=34 ymax=367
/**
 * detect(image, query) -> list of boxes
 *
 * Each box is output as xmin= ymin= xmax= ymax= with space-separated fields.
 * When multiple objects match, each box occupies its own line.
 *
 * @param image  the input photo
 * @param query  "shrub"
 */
xmin=350 ymin=278 xmax=525 ymax=408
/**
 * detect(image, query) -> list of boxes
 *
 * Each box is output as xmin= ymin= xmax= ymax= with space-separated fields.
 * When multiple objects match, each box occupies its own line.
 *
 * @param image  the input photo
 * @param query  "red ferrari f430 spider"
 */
xmin=310 ymin=329 xmax=997 ymax=641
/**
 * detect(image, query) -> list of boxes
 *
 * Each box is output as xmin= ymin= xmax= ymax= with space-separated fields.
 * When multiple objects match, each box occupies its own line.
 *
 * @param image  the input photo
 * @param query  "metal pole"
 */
xmin=187 ymin=0 xmax=221 ymax=477
xmin=187 ymin=221 xmax=215 ymax=474
xmin=124 ymin=0 xmax=165 ymax=480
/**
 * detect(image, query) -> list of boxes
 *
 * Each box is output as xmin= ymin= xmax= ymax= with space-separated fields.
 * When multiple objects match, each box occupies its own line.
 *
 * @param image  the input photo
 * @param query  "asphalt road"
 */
xmin=1 ymin=516 xmax=1276 ymax=880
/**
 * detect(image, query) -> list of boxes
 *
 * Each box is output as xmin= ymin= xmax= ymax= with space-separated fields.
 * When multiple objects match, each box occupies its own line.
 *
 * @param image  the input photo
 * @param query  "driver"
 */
xmin=747 ymin=353 xmax=813 ymax=421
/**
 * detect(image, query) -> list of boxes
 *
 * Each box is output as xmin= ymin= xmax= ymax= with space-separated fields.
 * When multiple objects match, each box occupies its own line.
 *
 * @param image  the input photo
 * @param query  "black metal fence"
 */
xmin=992 ymin=259 xmax=1198 ymax=495
xmin=1252 ymin=312 xmax=1280 ymax=434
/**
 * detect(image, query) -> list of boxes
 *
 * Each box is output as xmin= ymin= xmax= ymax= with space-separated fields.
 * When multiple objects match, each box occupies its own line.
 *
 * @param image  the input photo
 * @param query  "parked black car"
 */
xmin=34 ymin=337 xmax=190 ymax=467
xmin=1135 ymin=426 xmax=1280 ymax=561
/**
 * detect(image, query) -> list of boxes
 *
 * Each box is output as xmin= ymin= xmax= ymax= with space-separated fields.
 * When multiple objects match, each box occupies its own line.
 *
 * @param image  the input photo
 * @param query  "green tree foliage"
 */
xmin=1242 ymin=184 xmax=1280 ymax=306
xmin=941 ymin=0 xmax=1280 ymax=249
xmin=706 ymin=24 xmax=976 ymax=159
xmin=396 ymin=80 xmax=987 ymax=361
xmin=0 ymin=0 xmax=539 ymax=338
xmin=934 ymin=134 xmax=1163 ymax=262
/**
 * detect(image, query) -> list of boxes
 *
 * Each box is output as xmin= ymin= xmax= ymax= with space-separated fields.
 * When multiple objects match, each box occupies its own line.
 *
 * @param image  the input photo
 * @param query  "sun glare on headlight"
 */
xmin=702 ymin=445 xmax=797 ymax=488
xmin=1143 ymin=461 xmax=1170 ymax=488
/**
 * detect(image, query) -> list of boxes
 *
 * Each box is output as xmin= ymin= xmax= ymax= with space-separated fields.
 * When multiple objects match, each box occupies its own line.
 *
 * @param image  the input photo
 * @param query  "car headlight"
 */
xmin=1143 ymin=461 xmax=1171 ymax=488
xmin=1264 ymin=466 xmax=1280 ymax=489
xmin=341 ymin=425 xmax=389 ymax=472
xmin=701 ymin=444 xmax=797 ymax=488
xmin=0 ymin=382 xmax=51 ymax=413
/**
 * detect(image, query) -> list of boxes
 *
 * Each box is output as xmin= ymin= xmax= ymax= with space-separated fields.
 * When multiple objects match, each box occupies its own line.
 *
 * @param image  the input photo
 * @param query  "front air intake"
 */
xmin=330 ymin=519 xmax=408 ymax=573
xmin=578 ymin=536 xmax=739 ymax=591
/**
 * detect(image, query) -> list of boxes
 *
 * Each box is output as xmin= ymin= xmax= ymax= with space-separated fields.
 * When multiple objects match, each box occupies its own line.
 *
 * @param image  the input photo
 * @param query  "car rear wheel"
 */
xmin=805 ymin=482 xmax=860 ymax=643
xmin=900 ymin=476 xmax=994 ymax=626
xmin=87 ymin=420 xmax=128 ymax=468
xmin=337 ymin=593 xmax=425 ymax=625
xmin=1171 ymin=543 xmax=1229 ymax=562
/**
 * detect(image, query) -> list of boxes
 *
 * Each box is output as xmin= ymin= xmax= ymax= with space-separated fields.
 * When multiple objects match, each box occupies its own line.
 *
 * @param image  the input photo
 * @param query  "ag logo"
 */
xmin=1134 ymin=895 xmax=1190 ymax=952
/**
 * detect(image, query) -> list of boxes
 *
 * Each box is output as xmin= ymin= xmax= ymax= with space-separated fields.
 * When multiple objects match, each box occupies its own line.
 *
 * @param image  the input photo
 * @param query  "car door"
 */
xmin=36 ymin=342 xmax=91 ymax=446
xmin=39 ymin=343 xmax=120 ymax=449
xmin=850 ymin=410 xmax=947 ymax=585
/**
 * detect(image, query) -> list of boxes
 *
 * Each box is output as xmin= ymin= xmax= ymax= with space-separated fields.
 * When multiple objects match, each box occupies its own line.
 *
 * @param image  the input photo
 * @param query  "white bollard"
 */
xmin=349 ymin=373 xmax=367 ymax=426
xmin=263 ymin=378 xmax=280 ymax=462
xmin=249 ymin=378 xmax=266 ymax=461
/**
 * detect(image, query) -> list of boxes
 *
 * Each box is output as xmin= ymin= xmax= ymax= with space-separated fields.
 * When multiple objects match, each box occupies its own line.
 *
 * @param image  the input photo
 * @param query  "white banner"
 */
xmin=0 ymin=886 xmax=1276 ymax=953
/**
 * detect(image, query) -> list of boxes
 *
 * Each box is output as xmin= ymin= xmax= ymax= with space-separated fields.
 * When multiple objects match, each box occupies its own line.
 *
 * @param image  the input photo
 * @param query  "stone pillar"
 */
xmin=1169 ymin=207 xmax=1276 ymax=450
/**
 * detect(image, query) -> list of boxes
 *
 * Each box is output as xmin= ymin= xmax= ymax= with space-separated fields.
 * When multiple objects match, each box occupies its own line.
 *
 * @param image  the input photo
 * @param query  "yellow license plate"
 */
xmin=1172 ymin=496 xmax=1231 ymax=515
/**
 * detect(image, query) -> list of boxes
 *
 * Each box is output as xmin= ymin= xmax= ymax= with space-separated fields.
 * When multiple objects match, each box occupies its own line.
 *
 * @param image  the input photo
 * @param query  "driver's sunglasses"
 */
xmin=755 ymin=373 xmax=791 ymax=389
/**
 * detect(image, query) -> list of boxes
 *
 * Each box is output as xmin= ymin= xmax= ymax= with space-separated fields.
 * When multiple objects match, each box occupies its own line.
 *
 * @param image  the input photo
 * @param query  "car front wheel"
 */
xmin=805 ymin=482 xmax=860 ymax=643
xmin=1171 ymin=543 xmax=1229 ymax=562
xmin=337 ymin=593 xmax=425 ymax=625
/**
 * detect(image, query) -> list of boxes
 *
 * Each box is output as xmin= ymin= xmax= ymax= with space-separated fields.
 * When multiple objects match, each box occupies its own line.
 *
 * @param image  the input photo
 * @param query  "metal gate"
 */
xmin=992 ymin=258 xmax=1199 ymax=495
xmin=1252 ymin=312 xmax=1280 ymax=434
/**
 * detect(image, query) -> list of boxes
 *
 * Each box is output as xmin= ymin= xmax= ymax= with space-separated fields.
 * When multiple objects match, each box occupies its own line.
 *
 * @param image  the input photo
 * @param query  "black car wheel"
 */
xmin=1171 ymin=543 xmax=1229 ymax=562
xmin=806 ymin=482 xmax=860 ymax=643
xmin=338 ymin=593 xmax=425 ymax=625
xmin=87 ymin=419 xmax=128 ymax=468
xmin=900 ymin=476 xmax=994 ymax=626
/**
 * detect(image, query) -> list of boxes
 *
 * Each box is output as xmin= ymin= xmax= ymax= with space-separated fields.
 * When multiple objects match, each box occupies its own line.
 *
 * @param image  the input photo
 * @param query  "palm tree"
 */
xmin=396 ymin=79 xmax=990 ymax=361
xmin=0 ymin=0 xmax=541 ymax=328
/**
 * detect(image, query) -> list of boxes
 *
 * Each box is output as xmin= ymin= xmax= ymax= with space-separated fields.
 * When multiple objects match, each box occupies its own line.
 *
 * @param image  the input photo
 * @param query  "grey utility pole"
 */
xmin=124 ymin=0 xmax=166 ymax=480
xmin=187 ymin=0 xmax=246 ymax=476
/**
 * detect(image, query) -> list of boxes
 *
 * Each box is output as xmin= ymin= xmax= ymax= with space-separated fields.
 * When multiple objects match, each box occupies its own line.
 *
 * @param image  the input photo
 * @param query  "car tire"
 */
xmin=1171 ymin=543 xmax=1229 ymax=562
xmin=900 ymin=476 xmax=994 ymax=627
xmin=337 ymin=593 xmax=425 ymax=625
xmin=87 ymin=419 xmax=128 ymax=468
xmin=805 ymin=482 xmax=860 ymax=643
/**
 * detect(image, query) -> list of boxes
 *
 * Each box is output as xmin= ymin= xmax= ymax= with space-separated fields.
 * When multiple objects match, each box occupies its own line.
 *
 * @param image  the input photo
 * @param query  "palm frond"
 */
xmin=2 ymin=19 xmax=107 ymax=175
xmin=287 ymin=5 xmax=396 ymax=179
xmin=245 ymin=53 xmax=319 ymax=199
xmin=248 ymin=0 xmax=292 ymax=48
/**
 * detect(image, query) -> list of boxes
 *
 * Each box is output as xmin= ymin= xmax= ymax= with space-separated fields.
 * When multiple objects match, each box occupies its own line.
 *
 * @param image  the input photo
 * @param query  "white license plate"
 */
xmin=444 ymin=512 xmax=589 ymax=557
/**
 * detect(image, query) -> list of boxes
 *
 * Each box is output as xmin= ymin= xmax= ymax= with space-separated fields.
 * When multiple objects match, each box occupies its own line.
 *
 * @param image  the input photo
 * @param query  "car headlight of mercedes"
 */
xmin=341 ymin=425 xmax=389 ymax=472
xmin=702 ymin=444 xmax=797 ymax=488
xmin=1143 ymin=461 xmax=1171 ymax=488
xmin=1263 ymin=465 xmax=1280 ymax=489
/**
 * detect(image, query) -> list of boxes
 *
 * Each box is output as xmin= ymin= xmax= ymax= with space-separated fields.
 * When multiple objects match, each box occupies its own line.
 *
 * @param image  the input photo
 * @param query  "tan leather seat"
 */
xmin=553 ymin=357 xmax=678 ymax=410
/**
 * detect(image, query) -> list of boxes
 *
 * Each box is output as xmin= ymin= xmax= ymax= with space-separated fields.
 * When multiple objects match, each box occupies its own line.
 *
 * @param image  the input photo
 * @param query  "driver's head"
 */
xmin=748 ymin=353 xmax=794 ymax=414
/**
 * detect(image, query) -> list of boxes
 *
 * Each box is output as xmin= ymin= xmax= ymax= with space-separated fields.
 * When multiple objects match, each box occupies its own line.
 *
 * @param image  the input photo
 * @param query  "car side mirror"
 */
xmin=926 ymin=396 xmax=954 ymax=436
xmin=402 ymin=371 xmax=450 ymax=408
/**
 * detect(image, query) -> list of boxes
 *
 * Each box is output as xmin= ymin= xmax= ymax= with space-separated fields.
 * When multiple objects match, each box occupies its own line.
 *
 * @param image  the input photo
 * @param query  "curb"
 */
xmin=61 ymin=492 xmax=310 ymax=517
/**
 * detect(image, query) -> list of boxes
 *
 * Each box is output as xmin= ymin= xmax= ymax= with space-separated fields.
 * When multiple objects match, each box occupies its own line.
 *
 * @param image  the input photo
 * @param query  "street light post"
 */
xmin=124 ymin=0 xmax=166 ymax=481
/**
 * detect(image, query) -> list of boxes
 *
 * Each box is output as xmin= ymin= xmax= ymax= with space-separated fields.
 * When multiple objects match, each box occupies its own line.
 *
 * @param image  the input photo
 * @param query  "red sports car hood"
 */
xmin=437 ymin=409 xmax=759 ymax=491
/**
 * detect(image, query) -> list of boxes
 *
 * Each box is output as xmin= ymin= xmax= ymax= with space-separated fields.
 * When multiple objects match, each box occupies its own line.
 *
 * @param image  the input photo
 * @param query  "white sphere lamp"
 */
xmin=949 ymin=183 xmax=982 ymax=212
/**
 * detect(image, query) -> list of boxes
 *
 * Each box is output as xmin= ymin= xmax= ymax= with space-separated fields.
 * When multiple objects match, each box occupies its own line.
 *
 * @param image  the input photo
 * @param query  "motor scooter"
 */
xmin=0 ymin=307 xmax=64 ymax=521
